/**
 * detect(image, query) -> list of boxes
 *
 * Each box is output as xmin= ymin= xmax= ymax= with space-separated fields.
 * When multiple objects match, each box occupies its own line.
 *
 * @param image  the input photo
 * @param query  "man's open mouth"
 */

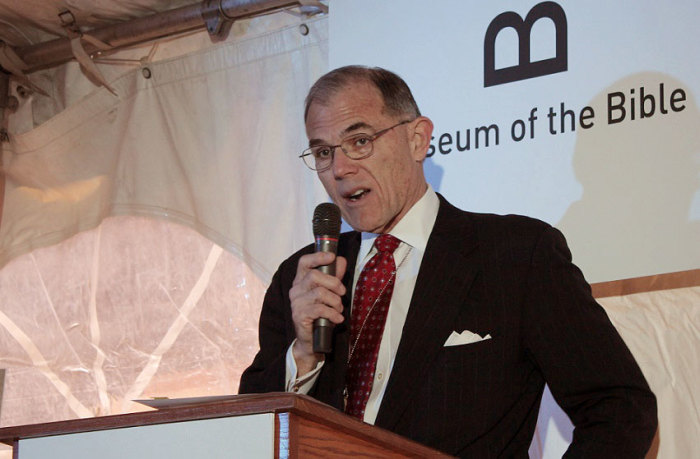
xmin=348 ymin=189 xmax=369 ymax=202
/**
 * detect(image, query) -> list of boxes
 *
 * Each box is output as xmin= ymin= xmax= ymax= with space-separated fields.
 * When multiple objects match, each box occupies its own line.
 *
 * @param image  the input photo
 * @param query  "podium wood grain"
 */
xmin=0 ymin=393 xmax=451 ymax=458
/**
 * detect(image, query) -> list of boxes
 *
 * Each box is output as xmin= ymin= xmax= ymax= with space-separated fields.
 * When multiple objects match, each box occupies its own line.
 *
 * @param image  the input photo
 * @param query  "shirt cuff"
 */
xmin=285 ymin=339 xmax=324 ymax=393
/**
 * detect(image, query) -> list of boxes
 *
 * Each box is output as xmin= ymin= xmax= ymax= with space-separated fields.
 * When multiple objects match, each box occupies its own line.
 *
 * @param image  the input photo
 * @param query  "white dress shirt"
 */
xmin=286 ymin=185 xmax=440 ymax=424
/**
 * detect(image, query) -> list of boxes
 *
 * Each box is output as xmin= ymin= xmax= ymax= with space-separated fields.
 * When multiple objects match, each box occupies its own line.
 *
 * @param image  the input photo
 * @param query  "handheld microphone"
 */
xmin=312 ymin=202 xmax=341 ymax=353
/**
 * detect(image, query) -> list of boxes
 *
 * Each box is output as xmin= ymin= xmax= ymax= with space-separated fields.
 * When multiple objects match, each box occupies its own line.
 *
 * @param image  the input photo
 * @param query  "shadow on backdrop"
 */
xmin=557 ymin=72 xmax=700 ymax=283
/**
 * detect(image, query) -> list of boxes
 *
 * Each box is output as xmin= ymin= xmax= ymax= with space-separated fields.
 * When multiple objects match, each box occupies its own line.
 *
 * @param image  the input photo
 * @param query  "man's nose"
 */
xmin=331 ymin=148 xmax=357 ymax=178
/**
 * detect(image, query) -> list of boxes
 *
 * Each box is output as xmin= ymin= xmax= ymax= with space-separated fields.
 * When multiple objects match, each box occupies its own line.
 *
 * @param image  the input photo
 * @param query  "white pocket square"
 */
xmin=444 ymin=330 xmax=492 ymax=347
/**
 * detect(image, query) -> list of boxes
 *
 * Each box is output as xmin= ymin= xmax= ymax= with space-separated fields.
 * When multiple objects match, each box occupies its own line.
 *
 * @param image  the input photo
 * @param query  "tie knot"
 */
xmin=375 ymin=234 xmax=400 ymax=254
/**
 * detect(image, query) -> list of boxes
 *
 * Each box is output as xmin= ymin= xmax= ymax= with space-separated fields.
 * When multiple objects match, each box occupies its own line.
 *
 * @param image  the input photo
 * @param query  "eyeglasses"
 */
xmin=300 ymin=120 xmax=412 ymax=172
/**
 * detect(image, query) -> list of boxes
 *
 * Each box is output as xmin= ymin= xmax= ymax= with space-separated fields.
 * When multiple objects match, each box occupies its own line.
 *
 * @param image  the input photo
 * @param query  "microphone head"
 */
xmin=313 ymin=203 xmax=341 ymax=237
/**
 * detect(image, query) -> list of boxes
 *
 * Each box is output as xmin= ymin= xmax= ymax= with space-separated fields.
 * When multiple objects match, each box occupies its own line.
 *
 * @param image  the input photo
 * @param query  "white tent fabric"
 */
xmin=0 ymin=215 xmax=267 ymax=425
xmin=1 ymin=14 xmax=329 ymax=282
xmin=600 ymin=287 xmax=700 ymax=458
xmin=0 ymin=11 xmax=328 ymax=454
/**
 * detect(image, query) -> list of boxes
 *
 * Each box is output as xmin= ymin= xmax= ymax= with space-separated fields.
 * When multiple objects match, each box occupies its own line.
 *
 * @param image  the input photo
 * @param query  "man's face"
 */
xmin=305 ymin=81 xmax=428 ymax=233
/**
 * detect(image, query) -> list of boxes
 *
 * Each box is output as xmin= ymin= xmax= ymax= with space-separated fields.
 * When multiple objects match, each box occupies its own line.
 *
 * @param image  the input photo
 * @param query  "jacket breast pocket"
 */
xmin=440 ymin=336 xmax=500 ymax=369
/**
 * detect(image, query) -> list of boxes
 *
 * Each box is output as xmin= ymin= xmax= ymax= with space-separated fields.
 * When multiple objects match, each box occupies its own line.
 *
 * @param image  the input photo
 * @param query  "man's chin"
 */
xmin=344 ymin=218 xmax=374 ymax=234
xmin=341 ymin=208 xmax=388 ymax=233
xmin=345 ymin=219 xmax=386 ymax=234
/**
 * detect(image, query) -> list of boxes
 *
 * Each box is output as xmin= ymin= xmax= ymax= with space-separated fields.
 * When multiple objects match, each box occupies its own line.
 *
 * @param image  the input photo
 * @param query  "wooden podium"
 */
xmin=0 ymin=393 xmax=450 ymax=458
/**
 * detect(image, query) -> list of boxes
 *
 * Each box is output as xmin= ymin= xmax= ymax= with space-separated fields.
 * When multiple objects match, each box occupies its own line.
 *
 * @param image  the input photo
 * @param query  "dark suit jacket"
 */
xmin=239 ymin=195 xmax=657 ymax=457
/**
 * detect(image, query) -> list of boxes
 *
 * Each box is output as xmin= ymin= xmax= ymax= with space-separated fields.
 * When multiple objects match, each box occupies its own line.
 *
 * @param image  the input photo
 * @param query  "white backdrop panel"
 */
xmin=329 ymin=0 xmax=700 ymax=283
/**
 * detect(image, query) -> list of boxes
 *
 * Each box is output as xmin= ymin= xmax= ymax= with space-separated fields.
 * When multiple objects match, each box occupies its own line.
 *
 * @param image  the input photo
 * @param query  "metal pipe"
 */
xmin=13 ymin=0 xmax=305 ymax=73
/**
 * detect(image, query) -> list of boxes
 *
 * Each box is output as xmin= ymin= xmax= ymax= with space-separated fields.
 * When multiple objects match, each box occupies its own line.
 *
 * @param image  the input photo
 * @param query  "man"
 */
xmin=239 ymin=66 xmax=657 ymax=457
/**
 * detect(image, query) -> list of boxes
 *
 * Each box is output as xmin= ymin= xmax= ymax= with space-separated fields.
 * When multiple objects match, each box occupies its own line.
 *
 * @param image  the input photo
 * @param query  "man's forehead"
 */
xmin=305 ymin=85 xmax=387 ymax=142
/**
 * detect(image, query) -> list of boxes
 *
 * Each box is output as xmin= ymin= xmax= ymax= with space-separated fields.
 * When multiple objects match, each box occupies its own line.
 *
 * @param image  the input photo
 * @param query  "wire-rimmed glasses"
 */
xmin=300 ymin=120 xmax=411 ymax=172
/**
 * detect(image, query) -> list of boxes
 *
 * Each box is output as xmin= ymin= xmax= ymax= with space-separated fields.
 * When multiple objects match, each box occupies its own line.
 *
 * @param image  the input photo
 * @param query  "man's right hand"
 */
xmin=289 ymin=251 xmax=347 ymax=376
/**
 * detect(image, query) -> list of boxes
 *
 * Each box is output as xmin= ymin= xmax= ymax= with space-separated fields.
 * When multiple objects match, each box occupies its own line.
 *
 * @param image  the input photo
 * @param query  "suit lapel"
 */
xmin=337 ymin=230 xmax=360 ymax=361
xmin=375 ymin=196 xmax=480 ymax=429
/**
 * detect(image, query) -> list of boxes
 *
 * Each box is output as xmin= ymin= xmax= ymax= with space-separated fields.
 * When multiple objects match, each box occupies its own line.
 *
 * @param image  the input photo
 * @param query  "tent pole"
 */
xmin=11 ymin=0 xmax=315 ymax=73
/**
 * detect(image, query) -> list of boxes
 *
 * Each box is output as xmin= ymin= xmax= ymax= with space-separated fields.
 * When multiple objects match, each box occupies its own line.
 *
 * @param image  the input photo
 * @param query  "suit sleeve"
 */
xmin=523 ymin=226 xmax=657 ymax=458
xmin=238 ymin=260 xmax=296 ymax=394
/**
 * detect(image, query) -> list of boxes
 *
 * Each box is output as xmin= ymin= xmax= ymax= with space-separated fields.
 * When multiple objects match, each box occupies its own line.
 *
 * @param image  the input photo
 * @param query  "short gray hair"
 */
xmin=304 ymin=65 xmax=421 ymax=121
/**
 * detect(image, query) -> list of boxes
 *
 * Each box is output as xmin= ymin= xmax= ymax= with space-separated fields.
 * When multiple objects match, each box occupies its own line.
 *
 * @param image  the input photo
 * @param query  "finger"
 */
xmin=308 ymin=285 xmax=345 ymax=314
xmin=292 ymin=265 xmax=346 ymax=299
xmin=295 ymin=251 xmax=337 ymax=281
xmin=293 ymin=296 xmax=345 ymax=325
xmin=316 ymin=305 xmax=345 ymax=324
xmin=291 ymin=282 xmax=345 ymax=317
xmin=334 ymin=255 xmax=347 ymax=281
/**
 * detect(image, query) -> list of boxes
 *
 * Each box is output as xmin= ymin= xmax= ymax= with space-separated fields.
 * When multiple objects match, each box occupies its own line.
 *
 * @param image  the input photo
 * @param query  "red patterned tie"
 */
xmin=345 ymin=234 xmax=401 ymax=419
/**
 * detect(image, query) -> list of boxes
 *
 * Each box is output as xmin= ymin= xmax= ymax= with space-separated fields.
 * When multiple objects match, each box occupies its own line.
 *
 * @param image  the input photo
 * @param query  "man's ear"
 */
xmin=409 ymin=116 xmax=434 ymax=162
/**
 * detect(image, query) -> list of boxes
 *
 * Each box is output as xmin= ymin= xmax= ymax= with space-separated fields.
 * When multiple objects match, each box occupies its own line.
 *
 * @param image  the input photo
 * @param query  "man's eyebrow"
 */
xmin=308 ymin=122 xmax=374 ymax=147
xmin=308 ymin=137 xmax=326 ymax=147
xmin=341 ymin=121 xmax=372 ymax=135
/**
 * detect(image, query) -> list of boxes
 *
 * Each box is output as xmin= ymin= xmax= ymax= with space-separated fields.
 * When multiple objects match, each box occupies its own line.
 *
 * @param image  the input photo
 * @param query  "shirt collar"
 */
xmin=358 ymin=185 xmax=440 ymax=260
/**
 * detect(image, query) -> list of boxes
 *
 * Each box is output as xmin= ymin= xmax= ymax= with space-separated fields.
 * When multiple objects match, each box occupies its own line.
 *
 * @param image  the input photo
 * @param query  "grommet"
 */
xmin=16 ymin=85 xmax=31 ymax=98
xmin=299 ymin=23 xmax=309 ymax=36
xmin=142 ymin=67 xmax=152 ymax=79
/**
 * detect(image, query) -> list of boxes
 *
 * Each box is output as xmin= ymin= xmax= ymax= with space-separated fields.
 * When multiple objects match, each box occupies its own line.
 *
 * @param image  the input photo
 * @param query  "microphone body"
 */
xmin=312 ymin=203 xmax=341 ymax=353
xmin=314 ymin=236 xmax=338 ymax=276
